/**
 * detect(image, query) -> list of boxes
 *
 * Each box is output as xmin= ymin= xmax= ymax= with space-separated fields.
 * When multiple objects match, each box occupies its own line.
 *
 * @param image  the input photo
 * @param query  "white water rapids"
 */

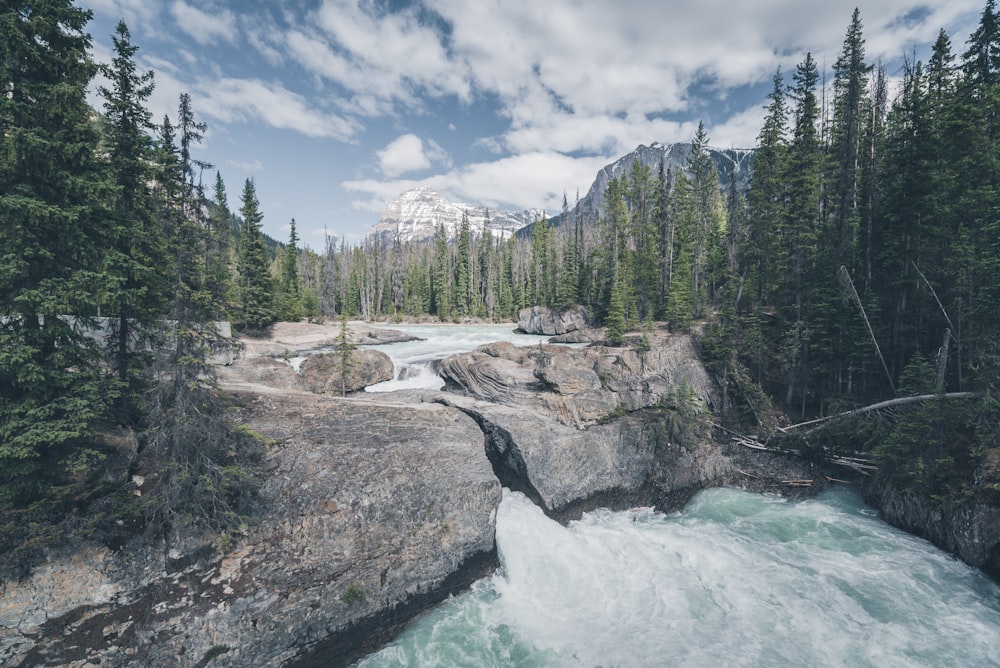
xmin=362 ymin=324 xmax=552 ymax=392
xmin=349 ymin=325 xmax=1000 ymax=667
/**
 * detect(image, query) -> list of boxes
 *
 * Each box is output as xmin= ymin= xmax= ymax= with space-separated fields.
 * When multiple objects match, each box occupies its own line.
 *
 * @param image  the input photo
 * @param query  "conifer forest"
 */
xmin=4 ymin=0 xmax=1000 ymax=567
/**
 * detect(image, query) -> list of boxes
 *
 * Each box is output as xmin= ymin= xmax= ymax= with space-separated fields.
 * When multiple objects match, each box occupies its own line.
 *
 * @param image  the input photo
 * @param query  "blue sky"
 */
xmin=82 ymin=0 xmax=985 ymax=248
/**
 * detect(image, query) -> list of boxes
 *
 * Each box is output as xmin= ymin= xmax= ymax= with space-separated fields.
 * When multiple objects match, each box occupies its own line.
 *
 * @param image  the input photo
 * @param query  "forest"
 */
xmin=3 ymin=1 xmax=1000 ymax=570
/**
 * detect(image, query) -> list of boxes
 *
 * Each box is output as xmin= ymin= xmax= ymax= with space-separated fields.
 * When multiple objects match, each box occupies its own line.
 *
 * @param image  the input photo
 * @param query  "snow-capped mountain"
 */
xmin=366 ymin=187 xmax=543 ymax=243
xmin=545 ymin=142 xmax=754 ymax=230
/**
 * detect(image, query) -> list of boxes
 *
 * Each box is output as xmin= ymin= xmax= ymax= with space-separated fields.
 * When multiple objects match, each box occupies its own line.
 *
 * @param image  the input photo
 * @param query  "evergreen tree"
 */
xmin=687 ymin=122 xmax=727 ymax=313
xmin=746 ymin=70 xmax=789 ymax=306
xmin=628 ymin=161 xmax=659 ymax=320
xmin=599 ymin=177 xmax=630 ymax=320
xmin=431 ymin=224 xmax=451 ymax=319
xmin=655 ymin=161 xmax=675 ymax=314
xmin=664 ymin=171 xmax=696 ymax=330
xmin=235 ymin=178 xmax=275 ymax=331
xmin=780 ymin=53 xmax=824 ymax=412
xmin=830 ymin=8 xmax=869 ymax=271
xmin=97 ymin=19 xmax=167 ymax=423
xmin=454 ymin=212 xmax=472 ymax=315
xmin=205 ymin=170 xmax=234 ymax=320
xmin=138 ymin=94 xmax=263 ymax=540
xmin=477 ymin=211 xmax=496 ymax=318
xmin=0 ymin=0 xmax=109 ymax=504
xmin=605 ymin=278 xmax=626 ymax=345
xmin=957 ymin=0 xmax=1000 ymax=387
xmin=557 ymin=196 xmax=580 ymax=309
xmin=277 ymin=219 xmax=302 ymax=321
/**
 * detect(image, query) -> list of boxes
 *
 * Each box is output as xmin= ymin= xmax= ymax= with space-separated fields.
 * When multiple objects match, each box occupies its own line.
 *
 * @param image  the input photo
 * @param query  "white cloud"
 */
xmin=86 ymin=0 xmax=994 ymax=239
xmin=376 ymin=134 xmax=451 ymax=177
xmin=85 ymin=0 xmax=162 ymax=28
xmin=225 ymin=158 xmax=264 ymax=173
xmin=169 ymin=1 xmax=237 ymax=45
xmin=271 ymin=0 xmax=985 ymax=159
xmin=146 ymin=65 xmax=362 ymax=141
xmin=198 ymin=78 xmax=361 ymax=140
xmin=344 ymin=151 xmax=611 ymax=219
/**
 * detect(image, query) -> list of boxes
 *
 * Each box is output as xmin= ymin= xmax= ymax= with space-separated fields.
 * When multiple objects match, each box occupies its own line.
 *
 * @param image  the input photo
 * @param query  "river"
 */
xmin=354 ymin=324 xmax=1000 ymax=667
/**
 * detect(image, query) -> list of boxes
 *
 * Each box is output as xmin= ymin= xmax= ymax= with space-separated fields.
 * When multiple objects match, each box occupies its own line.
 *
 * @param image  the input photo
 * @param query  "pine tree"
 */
xmin=0 ymin=1 xmax=109 ymax=504
xmin=431 ymin=224 xmax=451 ymax=319
xmin=477 ymin=211 xmax=496 ymax=318
xmin=665 ymin=171 xmax=696 ymax=330
xmin=605 ymin=278 xmax=626 ymax=346
xmin=957 ymin=0 xmax=1000 ymax=386
xmin=628 ymin=161 xmax=659 ymax=320
xmin=139 ymin=98 xmax=263 ymax=541
xmin=277 ymin=219 xmax=303 ymax=321
xmin=206 ymin=171 xmax=234 ymax=320
xmin=655 ymin=161 xmax=675 ymax=314
xmin=97 ymin=19 xmax=167 ymax=423
xmin=687 ymin=122 xmax=727 ymax=314
xmin=780 ymin=53 xmax=823 ymax=412
xmin=235 ymin=178 xmax=275 ymax=331
xmin=557 ymin=199 xmax=580 ymax=309
xmin=830 ymin=8 xmax=869 ymax=271
xmin=454 ymin=213 xmax=472 ymax=315
xmin=599 ymin=177 xmax=630 ymax=319
xmin=746 ymin=70 xmax=788 ymax=306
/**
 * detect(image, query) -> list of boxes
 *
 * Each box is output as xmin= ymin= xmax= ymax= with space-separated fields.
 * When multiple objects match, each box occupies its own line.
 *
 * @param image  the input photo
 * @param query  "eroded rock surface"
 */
xmin=439 ymin=331 xmax=717 ymax=427
xmin=516 ymin=305 xmax=591 ymax=336
xmin=0 ymin=393 xmax=501 ymax=668
xmin=1 ymin=322 xmax=836 ymax=668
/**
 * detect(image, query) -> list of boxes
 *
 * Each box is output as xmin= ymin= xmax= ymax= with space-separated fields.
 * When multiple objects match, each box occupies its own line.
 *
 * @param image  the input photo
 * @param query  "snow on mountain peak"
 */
xmin=366 ymin=188 xmax=542 ymax=243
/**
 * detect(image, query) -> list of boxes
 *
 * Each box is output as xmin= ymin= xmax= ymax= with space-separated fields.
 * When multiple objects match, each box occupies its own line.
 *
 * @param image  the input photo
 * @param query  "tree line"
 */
xmin=1 ymin=3 xmax=263 ymax=564
xmin=5 ymin=0 xmax=1000 ymax=541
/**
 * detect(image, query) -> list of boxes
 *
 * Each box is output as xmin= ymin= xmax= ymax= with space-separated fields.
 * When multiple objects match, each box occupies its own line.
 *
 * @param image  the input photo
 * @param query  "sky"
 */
xmin=81 ymin=0 xmax=987 ymax=248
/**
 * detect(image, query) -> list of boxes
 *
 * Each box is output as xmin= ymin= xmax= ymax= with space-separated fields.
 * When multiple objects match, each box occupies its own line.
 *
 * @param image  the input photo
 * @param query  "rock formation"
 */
xmin=516 ymin=305 xmax=591 ymax=337
xmin=438 ymin=330 xmax=717 ymax=428
xmin=0 ymin=394 xmax=501 ymax=668
xmin=297 ymin=349 xmax=395 ymax=395
xmin=863 ymin=476 xmax=1000 ymax=578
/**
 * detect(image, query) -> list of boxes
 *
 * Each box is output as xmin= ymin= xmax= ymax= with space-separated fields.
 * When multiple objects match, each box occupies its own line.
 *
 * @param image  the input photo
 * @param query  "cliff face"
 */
xmin=1 ymin=394 xmax=502 ymax=668
xmin=863 ymin=476 xmax=1000 ymax=578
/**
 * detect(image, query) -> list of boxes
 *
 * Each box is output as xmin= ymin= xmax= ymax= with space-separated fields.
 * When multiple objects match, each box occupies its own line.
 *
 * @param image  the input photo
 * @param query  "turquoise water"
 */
xmin=354 ymin=325 xmax=1000 ymax=667
xmin=357 ymin=487 xmax=1000 ymax=667
xmin=363 ymin=324 xmax=551 ymax=392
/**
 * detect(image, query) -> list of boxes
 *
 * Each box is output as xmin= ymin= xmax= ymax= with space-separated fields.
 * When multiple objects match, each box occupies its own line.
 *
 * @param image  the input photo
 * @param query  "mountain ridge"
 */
xmin=365 ymin=142 xmax=755 ymax=243
xmin=366 ymin=187 xmax=543 ymax=243
xmin=544 ymin=141 xmax=754 ymax=231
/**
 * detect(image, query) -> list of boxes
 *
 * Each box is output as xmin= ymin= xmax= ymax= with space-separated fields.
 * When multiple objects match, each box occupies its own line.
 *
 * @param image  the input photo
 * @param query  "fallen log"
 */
xmin=776 ymin=392 xmax=979 ymax=436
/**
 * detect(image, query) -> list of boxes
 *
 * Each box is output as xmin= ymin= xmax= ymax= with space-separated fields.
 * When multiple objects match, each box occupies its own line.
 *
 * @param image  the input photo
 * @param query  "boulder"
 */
xmin=517 ymin=305 xmax=589 ymax=336
xmin=437 ymin=348 xmax=544 ymax=404
xmin=297 ymin=349 xmax=394 ymax=394
xmin=221 ymin=356 xmax=298 ymax=390
xmin=548 ymin=329 xmax=599 ymax=344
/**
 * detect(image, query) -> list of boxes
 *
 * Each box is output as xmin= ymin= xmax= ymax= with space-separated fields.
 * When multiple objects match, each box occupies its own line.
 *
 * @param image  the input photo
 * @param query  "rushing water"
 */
xmin=358 ymin=488 xmax=1000 ymax=667
xmin=351 ymin=324 xmax=1000 ymax=667
xmin=362 ymin=324 xmax=551 ymax=392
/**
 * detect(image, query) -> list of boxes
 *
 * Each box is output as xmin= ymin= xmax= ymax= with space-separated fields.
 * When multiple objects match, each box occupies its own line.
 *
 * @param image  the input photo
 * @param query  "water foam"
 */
xmin=358 ymin=488 xmax=1000 ymax=667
